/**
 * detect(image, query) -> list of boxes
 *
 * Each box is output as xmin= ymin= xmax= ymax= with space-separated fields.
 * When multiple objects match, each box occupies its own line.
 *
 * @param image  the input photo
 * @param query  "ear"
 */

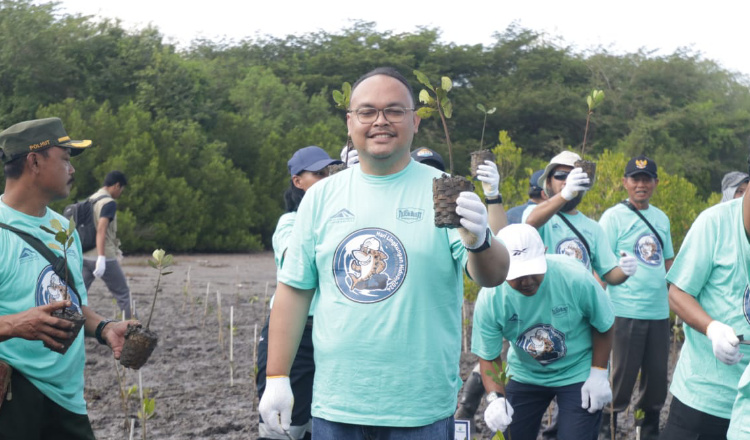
xmin=412 ymin=112 xmax=421 ymax=133
xmin=291 ymin=175 xmax=304 ymax=190
xmin=26 ymin=153 xmax=40 ymax=173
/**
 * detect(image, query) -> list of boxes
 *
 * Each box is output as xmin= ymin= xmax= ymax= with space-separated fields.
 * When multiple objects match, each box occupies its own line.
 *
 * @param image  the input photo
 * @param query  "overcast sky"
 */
xmin=44 ymin=0 xmax=750 ymax=77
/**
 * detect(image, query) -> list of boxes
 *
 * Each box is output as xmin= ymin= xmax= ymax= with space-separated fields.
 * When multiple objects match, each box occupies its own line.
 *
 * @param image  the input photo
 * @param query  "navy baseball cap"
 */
xmin=624 ymin=155 xmax=658 ymax=178
xmin=529 ymin=169 xmax=544 ymax=191
xmin=288 ymin=146 xmax=342 ymax=177
xmin=411 ymin=147 xmax=445 ymax=171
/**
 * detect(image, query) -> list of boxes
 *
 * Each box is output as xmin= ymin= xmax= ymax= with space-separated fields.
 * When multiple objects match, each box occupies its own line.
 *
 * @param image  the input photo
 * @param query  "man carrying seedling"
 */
xmin=659 ymin=162 xmax=750 ymax=439
xmin=0 ymin=118 xmax=132 ymax=439
xmin=259 ymin=67 xmax=510 ymax=439
xmin=472 ymin=223 xmax=614 ymax=440
xmin=597 ymin=155 xmax=674 ymax=439
xmin=82 ymin=170 xmax=133 ymax=319
xmin=524 ymin=150 xmax=637 ymax=285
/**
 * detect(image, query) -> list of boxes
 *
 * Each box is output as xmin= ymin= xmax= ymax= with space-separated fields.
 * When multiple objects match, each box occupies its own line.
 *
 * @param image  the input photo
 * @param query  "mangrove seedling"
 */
xmin=470 ymin=103 xmax=498 ymax=178
xmin=486 ymin=360 xmax=513 ymax=440
xmin=581 ymin=89 xmax=604 ymax=158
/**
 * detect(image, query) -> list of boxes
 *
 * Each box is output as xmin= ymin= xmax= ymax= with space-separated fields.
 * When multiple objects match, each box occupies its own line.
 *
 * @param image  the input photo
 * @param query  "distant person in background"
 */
xmin=410 ymin=147 xmax=445 ymax=171
xmin=506 ymin=169 xmax=546 ymax=225
xmin=720 ymin=171 xmax=749 ymax=203
xmin=82 ymin=171 xmax=132 ymax=319
xmin=256 ymin=146 xmax=341 ymax=440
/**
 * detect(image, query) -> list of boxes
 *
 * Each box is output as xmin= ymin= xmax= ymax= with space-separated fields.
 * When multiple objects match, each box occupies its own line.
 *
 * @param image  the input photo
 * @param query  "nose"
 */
xmin=372 ymin=109 xmax=390 ymax=126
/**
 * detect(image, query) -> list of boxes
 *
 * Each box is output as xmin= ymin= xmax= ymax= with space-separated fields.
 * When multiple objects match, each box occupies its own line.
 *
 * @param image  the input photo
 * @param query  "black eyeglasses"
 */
xmin=349 ymin=107 xmax=414 ymax=124
xmin=552 ymin=171 xmax=570 ymax=181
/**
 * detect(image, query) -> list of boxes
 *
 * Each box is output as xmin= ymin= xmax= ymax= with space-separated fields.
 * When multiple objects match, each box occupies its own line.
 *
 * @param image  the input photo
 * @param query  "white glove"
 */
xmin=340 ymin=145 xmax=359 ymax=166
xmin=93 ymin=255 xmax=107 ymax=278
xmin=259 ymin=376 xmax=294 ymax=435
xmin=456 ymin=192 xmax=489 ymax=249
xmin=618 ymin=252 xmax=637 ymax=277
xmin=484 ymin=397 xmax=514 ymax=433
xmin=581 ymin=367 xmax=611 ymax=413
xmin=560 ymin=167 xmax=590 ymax=201
xmin=477 ymin=160 xmax=500 ymax=197
xmin=706 ymin=320 xmax=742 ymax=365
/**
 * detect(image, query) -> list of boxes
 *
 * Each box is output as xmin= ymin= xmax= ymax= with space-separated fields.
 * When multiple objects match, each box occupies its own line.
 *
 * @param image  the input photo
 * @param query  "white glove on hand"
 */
xmin=484 ymin=397 xmax=514 ymax=433
xmin=93 ymin=255 xmax=107 ymax=278
xmin=581 ymin=367 xmax=611 ymax=413
xmin=340 ymin=145 xmax=359 ymax=166
xmin=456 ymin=192 xmax=489 ymax=249
xmin=706 ymin=320 xmax=742 ymax=365
xmin=618 ymin=252 xmax=638 ymax=277
xmin=477 ymin=160 xmax=500 ymax=197
xmin=560 ymin=167 xmax=590 ymax=201
xmin=259 ymin=376 xmax=294 ymax=435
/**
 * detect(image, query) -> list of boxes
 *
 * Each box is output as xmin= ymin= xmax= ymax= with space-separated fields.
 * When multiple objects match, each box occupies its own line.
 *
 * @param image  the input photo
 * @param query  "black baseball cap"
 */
xmin=624 ymin=155 xmax=658 ymax=178
xmin=411 ymin=147 xmax=445 ymax=171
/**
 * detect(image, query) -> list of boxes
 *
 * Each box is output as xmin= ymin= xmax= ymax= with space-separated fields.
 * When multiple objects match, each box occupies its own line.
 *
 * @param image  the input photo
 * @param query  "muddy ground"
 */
xmin=83 ymin=252 xmax=677 ymax=440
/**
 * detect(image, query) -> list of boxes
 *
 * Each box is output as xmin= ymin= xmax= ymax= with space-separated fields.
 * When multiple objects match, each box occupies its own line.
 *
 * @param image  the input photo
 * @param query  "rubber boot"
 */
xmin=639 ymin=410 xmax=660 ymax=440
xmin=599 ymin=411 xmax=617 ymax=440
xmin=454 ymin=371 xmax=485 ymax=420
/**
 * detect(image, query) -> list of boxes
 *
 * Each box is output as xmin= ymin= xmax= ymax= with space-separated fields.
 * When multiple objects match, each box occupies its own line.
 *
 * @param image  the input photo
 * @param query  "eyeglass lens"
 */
xmin=552 ymin=171 xmax=569 ymax=181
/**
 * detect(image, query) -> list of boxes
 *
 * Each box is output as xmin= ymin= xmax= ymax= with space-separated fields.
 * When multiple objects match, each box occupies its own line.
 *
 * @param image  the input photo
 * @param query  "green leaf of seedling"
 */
xmin=162 ymin=271 xmax=174 ymax=276
xmin=48 ymin=243 xmax=61 ymax=251
xmin=67 ymin=217 xmax=76 ymax=235
xmin=40 ymin=225 xmax=56 ymax=234
xmin=67 ymin=236 xmax=74 ymax=247
xmin=492 ymin=431 xmax=505 ymax=440
xmin=477 ymin=103 xmax=486 ymax=112
xmin=147 ymin=260 xmax=158 ymax=269
xmin=487 ymin=107 xmax=497 ymax=114
xmin=587 ymin=96 xmax=594 ymax=111
xmin=435 ymin=88 xmax=447 ymax=102
xmin=332 ymin=90 xmax=344 ymax=105
xmin=50 ymin=219 xmax=63 ymax=232
xmin=419 ymin=89 xmax=434 ymax=106
xmin=413 ymin=70 xmax=433 ymax=90
xmin=416 ymin=107 xmax=438 ymax=119
xmin=162 ymin=254 xmax=174 ymax=267
xmin=441 ymin=99 xmax=453 ymax=118
xmin=441 ymin=76 xmax=452 ymax=92
xmin=54 ymin=231 xmax=68 ymax=245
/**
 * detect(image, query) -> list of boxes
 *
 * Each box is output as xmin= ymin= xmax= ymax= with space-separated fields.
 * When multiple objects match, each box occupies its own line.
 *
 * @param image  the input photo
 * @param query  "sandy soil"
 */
xmin=83 ymin=252 xmax=677 ymax=440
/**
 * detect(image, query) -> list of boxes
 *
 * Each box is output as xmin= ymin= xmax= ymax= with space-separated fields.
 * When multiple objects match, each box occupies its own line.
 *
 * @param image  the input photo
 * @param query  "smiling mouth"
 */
xmin=368 ymin=132 xmax=395 ymax=138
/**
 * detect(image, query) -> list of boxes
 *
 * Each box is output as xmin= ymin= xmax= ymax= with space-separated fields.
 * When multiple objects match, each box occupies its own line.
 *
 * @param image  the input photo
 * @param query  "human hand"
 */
xmin=618 ymin=252 xmax=637 ymax=276
xmin=103 ymin=320 xmax=132 ymax=360
xmin=340 ymin=145 xmax=359 ymax=167
xmin=477 ymin=160 xmax=500 ymax=197
xmin=560 ymin=167 xmax=590 ymax=201
xmin=10 ymin=301 xmax=75 ymax=352
xmin=456 ymin=192 xmax=489 ymax=249
xmin=93 ymin=255 xmax=107 ymax=278
xmin=484 ymin=397 xmax=514 ymax=432
xmin=581 ymin=367 xmax=611 ymax=413
xmin=259 ymin=376 xmax=294 ymax=435
xmin=706 ymin=320 xmax=742 ymax=365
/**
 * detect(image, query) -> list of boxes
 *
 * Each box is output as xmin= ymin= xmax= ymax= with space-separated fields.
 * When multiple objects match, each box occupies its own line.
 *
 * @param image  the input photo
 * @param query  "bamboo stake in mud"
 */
xmin=129 ymin=418 xmax=135 ymax=440
xmin=139 ymin=371 xmax=146 ymax=440
xmin=182 ymin=265 xmax=191 ymax=314
xmin=230 ymin=306 xmax=234 ymax=386
xmin=202 ymin=283 xmax=210 ymax=329
xmin=217 ymin=290 xmax=224 ymax=358
xmin=251 ymin=323 xmax=259 ymax=411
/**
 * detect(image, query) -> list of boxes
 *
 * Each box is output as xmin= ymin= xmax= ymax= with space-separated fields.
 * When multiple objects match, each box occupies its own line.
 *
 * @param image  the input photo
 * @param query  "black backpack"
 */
xmin=63 ymin=195 xmax=110 ymax=252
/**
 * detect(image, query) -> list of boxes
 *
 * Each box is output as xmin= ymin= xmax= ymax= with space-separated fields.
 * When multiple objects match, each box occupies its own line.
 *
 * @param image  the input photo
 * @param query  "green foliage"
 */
xmin=39 ymin=217 xmax=77 ymax=302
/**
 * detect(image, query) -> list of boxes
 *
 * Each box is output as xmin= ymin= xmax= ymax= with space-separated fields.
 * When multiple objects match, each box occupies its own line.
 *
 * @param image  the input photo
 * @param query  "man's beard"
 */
xmin=546 ymin=187 xmax=584 ymax=212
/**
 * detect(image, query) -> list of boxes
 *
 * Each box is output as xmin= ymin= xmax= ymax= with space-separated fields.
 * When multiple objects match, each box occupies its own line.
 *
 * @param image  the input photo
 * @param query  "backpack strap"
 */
xmin=0 ymin=222 xmax=82 ymax=304
xmin=554 ymin=212 xmax=592 ymax=260
xmin=619 ymin=200 xmax=664 ymax=248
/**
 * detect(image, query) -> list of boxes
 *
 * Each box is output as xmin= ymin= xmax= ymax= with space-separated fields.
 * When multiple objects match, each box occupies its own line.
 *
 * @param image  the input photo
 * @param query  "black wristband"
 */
xmin=95 ymin=319 xmax=114 ymax=345
xmin=485 ymin=195 xmax=503 ymax=205
xmin=467 ymin=228 xmax=492 ymax=253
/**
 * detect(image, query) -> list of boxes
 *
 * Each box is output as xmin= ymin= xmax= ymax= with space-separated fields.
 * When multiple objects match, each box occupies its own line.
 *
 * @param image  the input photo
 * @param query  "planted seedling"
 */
xmin=470 ymin=104 xmax=497 ymax=178
xmin=414 ymin=70 xmax=474 ymax=228
xmin=120 ymin=249 xmax=173 ymax=369
xmin=576 ymin=89 xmax=605 ymax=188
xmin=486 ymin=360 xmax=513 ymax=440
xmin=331 ymin=81 xmax=353 ymax=174
xmin=40 ymin=217 xmax=85 ymax=354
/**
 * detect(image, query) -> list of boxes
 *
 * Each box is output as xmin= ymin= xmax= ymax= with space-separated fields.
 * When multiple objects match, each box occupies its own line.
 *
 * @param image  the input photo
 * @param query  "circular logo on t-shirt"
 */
xmin=633 ymin=233 xmax=662 ymax=266
xmin=35 ymin=265 xmax=82 ymax=313
xmin=332 ymin=228 xmax=408 ymax=303
xmin=516 ymin=323 xmax=567 ymax=365
xmin=555 ymin=238 xmax=590 ymax=269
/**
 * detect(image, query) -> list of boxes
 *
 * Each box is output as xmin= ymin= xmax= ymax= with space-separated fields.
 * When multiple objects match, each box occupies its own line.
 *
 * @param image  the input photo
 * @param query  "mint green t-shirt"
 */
xmin=522 ymin=206 xmax=618 ymax=277
xmin=0 ymin=197 xmax=89 ymax=414
xmin=271 ymin=211 xmax=317 ymax=315
xmin=278 ymin=160 xmax=469 ymax=427
xmin=666 ymin=198 xmax=750 ymax=418
xmin=728 ymin=363 xmax=750 ymax=440
xmin=599 ymin=202 xmax=675 ymax=319
xmin=471 ymin=255 xmax=615 ymax=387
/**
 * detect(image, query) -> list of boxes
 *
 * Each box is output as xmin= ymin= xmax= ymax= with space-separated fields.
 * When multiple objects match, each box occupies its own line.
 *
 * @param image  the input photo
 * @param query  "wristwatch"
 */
xmin=95 ymin=319 xmax=114 ymax=345
xmin=467 ymin=228 xmax=492 ymax=253
xmin=486 ymin=391 xmax=504 ymax=404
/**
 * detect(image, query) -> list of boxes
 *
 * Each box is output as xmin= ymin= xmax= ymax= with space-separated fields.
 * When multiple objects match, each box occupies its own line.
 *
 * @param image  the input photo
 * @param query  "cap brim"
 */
xmin=506 ymin=255 xmax=547 ymax=280
xmin=624 ymin=171 xmax=657 ymax=178
xmin=303 ymin=158 xmax=343 ymax=172
xmin=60 ymin=139 xmax=92 ymax=156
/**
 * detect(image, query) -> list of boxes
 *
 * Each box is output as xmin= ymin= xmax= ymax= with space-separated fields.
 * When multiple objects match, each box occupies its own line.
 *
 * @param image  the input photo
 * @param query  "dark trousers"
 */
xmin=659 ymin=397 xmax=730 ymax=440
xmin=0 ymin=372 xmax=95 ymax=440
xmin=256 ymin=315 xmax=315 ymax=440
xmin=503 ymin=380 xmax=601 ymax=440
xmin=610 ymin=317 xmax=669 ymax=413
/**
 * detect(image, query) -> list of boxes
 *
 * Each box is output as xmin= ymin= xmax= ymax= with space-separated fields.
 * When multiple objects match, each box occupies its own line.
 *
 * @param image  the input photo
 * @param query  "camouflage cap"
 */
xmin=0 ymin=117 xmax=92 ymax=163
